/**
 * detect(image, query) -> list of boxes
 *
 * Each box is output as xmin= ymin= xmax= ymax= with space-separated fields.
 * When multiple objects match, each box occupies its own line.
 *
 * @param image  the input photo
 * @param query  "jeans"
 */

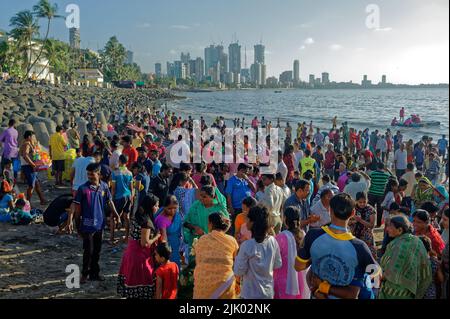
xmin=82 ymin=231 xmax=103 ymax=279
xmin=368 ymin=193 xmax=384 ymax=227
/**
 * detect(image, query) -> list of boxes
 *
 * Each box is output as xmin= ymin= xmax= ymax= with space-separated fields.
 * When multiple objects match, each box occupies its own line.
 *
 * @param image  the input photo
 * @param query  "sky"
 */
xmin=1 ymin=0 xmax=449 ymax=84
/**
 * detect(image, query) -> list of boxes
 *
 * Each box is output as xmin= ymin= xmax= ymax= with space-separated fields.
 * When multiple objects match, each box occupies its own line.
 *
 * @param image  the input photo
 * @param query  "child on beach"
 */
xmin=10 ymin=198 xmax=33 ymax=226
xmin=155 ymin=243 xmax=179 ymax=299
xmin=234 ymin=197 xmax=257 ymax=244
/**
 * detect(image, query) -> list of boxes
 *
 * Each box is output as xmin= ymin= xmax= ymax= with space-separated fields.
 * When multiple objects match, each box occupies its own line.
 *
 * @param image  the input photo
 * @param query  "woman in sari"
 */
xmin=183 ymin=186 xmax=229 ymax=250
xmin=155 ymin=196 xmax=183 ymax=268
xmin=413 ymin=177 xmax=434 ymax=208
xmin=413 ymin=209 xmax=446 ymax=257
xmin=379 ymin=215 xmax=432 ymax=299
xmin=193 ymin=213 xmax=239 ymax=299
xmin=117 ymin=194 xmax=161 ymax=299
xmin=273 ymin=207 xmax=310 ymax=299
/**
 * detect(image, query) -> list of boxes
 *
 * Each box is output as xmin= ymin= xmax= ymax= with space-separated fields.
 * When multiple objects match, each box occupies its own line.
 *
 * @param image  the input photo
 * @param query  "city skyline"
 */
xmin=0 ymin=0 xmax=448 ymax=84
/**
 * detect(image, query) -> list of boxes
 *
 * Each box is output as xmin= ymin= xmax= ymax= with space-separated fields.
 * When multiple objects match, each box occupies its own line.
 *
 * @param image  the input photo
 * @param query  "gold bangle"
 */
xmin=318 ymin=281 xmax=331 ymax=295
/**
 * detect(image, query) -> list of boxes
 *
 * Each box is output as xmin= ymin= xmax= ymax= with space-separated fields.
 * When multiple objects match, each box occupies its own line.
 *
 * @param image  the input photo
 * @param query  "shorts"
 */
xmin=114 ymin=196 xmax=132 ymax=215
xmin=52 ymin=160 xmax=65 ymax=172
xmin=22 ymin=165 xmax=38 ymax=187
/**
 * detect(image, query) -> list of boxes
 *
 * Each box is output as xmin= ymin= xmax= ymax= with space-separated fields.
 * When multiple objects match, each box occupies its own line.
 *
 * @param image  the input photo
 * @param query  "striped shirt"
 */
xmin=368 ymin=170 xmax=391 ymax=196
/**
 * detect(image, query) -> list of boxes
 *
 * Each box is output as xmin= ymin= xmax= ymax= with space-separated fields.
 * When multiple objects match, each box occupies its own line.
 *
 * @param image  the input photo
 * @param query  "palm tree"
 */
xmin=9 ymin=10 xmax=40 ymax=78
xmin=29 ymin=0 xmax=62 ymax=77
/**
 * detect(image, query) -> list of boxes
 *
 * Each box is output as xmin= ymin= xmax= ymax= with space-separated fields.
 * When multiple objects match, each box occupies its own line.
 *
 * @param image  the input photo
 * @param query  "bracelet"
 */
xmin=318 ymin=281 xmax=331 ymax=295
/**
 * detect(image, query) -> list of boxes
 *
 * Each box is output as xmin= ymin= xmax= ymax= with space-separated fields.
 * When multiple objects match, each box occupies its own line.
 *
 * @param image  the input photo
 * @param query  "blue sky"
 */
xmin=1 ymin=0 xmax=448 ymax=84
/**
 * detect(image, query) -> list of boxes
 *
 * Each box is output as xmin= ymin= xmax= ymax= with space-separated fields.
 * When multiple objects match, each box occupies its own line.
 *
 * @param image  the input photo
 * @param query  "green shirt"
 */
xmin=368 ymin=170 xmax=391 ymax=196
xmin=183 ymin=199 xmax=229 ymax=247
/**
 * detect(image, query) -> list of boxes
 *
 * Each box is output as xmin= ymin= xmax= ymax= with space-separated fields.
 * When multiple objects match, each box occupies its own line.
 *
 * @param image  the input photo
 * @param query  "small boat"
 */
xmin=274 ymin=90 xmax=282 ymax=93
xmin=392 ymin=121 xmax=441 ymax=128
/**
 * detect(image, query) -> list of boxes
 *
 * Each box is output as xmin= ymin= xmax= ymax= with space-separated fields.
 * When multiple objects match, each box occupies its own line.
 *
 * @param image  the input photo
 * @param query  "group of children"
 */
xmin=0 ymin=159 xmax=34 ymax=225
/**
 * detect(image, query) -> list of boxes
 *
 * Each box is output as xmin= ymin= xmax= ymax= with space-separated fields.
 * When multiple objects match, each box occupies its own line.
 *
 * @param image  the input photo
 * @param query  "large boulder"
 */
xmin=32 ymin=122 xmax=50 ymax=148
xmin=75 ymin=118 xmax=88 ymax=138
xmin=17 ymin=123 xmax=34 ymax=145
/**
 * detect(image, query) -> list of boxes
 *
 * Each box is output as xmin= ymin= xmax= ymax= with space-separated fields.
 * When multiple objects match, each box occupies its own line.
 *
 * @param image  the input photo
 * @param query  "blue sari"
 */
xmin=155 ymin=208 xmax=182 ymax=268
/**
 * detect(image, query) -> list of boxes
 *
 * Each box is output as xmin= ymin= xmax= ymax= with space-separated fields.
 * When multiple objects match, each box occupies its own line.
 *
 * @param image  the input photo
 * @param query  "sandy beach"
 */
xmin=0 ymin=173 xmax=128 ymax=299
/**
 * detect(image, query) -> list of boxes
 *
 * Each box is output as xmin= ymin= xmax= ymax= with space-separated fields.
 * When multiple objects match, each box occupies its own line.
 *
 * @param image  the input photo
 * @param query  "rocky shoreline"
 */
xmin=0 ymin=83 xmax=183 ymax=147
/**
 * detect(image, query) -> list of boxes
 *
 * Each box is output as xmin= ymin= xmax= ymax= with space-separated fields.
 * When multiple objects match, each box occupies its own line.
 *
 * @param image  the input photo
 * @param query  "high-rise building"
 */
xmin=362 ymin=75 xmax=372 ymax=87
xmin=240 ymin=68 xmax=250 ymax=84
xmin=322 ymin=72 xmax=330 ymax=85
xmin=174 ymin=61 xmax=188 ymax=80
xmin=266 ymin=76 xmax=279 ymax=87
xmin=279 ymin=71 xmax=293 ymax=85
xmin=382 ymin=75 xmax=387 ymax=84
xmin=229 ymin=42 xmax=241 ymax=82
xmin=188 ymin=57 xmax=204 ymax=82
xmin=126 ymin=50 xmax=134 ymax=64
xmin=167 ymin=62 xmax=175 ymax=78
xmin=204 ymin=45 xmax=216 ymax=76
xmin=155 ymin=63 xmax=162 ymax=78
xmin=204 ymin=45 xmax=228 ymax=80
xmin=69 ymin=28 xmax=80 ymax=49
xmin=254 ymin=44 xmax=265 ymax=64
xmin=251 ymin=63 xmax=262 ymax=85
xmin=261 ymin=64 xmax=267 ymax=86
xmin=309 ymin=74 xmax=315 ymax=85
xmin=293 ymin=60 xmax=300 ymax=84
xmin=181 ymin=52 xmax=190 ymax=64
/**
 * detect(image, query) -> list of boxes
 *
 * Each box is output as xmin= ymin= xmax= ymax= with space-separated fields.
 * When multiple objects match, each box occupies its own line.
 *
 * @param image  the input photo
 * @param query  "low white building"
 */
xmin=74 ymin=68 xmax=104 ymax=87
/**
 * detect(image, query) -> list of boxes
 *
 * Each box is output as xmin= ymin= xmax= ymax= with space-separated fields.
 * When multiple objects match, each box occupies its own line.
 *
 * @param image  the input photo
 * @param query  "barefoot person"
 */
xmin=71 ymin=163 xmax=119 ymax=284
xmin=19 ymin=131 xmax=46 ymax=205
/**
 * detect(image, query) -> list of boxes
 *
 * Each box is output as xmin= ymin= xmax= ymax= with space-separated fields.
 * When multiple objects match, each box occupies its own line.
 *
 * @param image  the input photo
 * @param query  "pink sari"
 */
xmin=273 ymin=231 xmax=310 ymax=299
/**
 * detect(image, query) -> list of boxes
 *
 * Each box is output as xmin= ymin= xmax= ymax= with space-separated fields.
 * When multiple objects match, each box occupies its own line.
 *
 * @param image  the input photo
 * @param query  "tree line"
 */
xmin=0 ymin=0 xmax=143 ymax=83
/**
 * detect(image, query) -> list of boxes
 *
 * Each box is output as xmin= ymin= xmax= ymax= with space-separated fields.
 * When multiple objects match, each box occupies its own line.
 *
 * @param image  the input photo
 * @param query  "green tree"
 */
xmin=29 ymin=0 xmax=62 ymax=77
xmin=9 ymin=10 xmax=40 ymax=77
xmin=101 ymin=36 xmax=127 ymax=81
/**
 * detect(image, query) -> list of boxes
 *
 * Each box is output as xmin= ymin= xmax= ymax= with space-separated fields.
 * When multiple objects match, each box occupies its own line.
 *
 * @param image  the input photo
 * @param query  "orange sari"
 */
xmin=193 ymin=230 xmax=239 ymax=299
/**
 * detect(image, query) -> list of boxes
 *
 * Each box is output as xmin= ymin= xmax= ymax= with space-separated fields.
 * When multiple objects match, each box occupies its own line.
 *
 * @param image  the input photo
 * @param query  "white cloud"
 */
xmin=137 ymin=22 xmax=151 ymax=28
xmin=329 ymin=44 xmax=343 ymax=51
xmin=374 ymin=27 xmax=393 ymax=32
xmin=299 ymin=45 xmax=306 ymax=51
xmin=170 ymin=25 xmax=190 ymax=30
xmin=294 ymin=23 xmax=311 ymax=29
xmin=169 ymin=49 xmax=177 ymax=55
xmin=304 ymin=37 xmax=315 ymax=45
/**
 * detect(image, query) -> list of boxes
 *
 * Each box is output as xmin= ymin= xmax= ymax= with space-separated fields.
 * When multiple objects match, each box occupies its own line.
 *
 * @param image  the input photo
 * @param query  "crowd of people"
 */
xmin=0 ymin=98 xmax=449 ymax=300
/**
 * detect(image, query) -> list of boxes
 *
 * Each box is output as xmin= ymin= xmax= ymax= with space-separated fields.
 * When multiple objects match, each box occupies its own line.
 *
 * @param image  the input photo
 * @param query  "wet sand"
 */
xmin=0 ymin=174 xmax=126 ymax=299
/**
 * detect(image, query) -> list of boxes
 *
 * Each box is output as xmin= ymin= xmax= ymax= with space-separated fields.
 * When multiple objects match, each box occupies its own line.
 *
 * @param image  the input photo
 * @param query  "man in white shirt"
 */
xmin=71 ymin=149 xmax=95 ymax=196
xmin=394 ymin=143 xmax=408 ymax=179
xmin=313 ymin=128 xmax=325 ymax=147
xmin=276 ymin=150 xmax=288 ymax=183
xmin=109 ymin=141 xmax=122 ymax=171
xmin=260 ymin=173 xmax=285 ymax=234
xmin=344 ymin=172 xmax=371 ymax=200
xmin=376 ymin=135 xmax=388 ymax=162
xmin=400 ymin=163 xmax=417 ymax=198
xmin=310 ymin=188 xmax=333 ymax=228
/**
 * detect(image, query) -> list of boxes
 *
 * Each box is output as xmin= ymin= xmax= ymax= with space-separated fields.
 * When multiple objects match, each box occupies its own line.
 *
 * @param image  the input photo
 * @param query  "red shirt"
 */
xmin=122 ymin=146 xmax=138 ymax=169
xmin=156 ymin=262 xmax=179 ymax=299
xmin=324 ymin=150 xmax=336 ymax=170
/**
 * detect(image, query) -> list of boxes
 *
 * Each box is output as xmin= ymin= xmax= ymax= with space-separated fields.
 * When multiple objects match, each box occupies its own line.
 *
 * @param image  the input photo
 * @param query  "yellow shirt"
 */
xmin=49 ymin=133 xmax=67 ymax=161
